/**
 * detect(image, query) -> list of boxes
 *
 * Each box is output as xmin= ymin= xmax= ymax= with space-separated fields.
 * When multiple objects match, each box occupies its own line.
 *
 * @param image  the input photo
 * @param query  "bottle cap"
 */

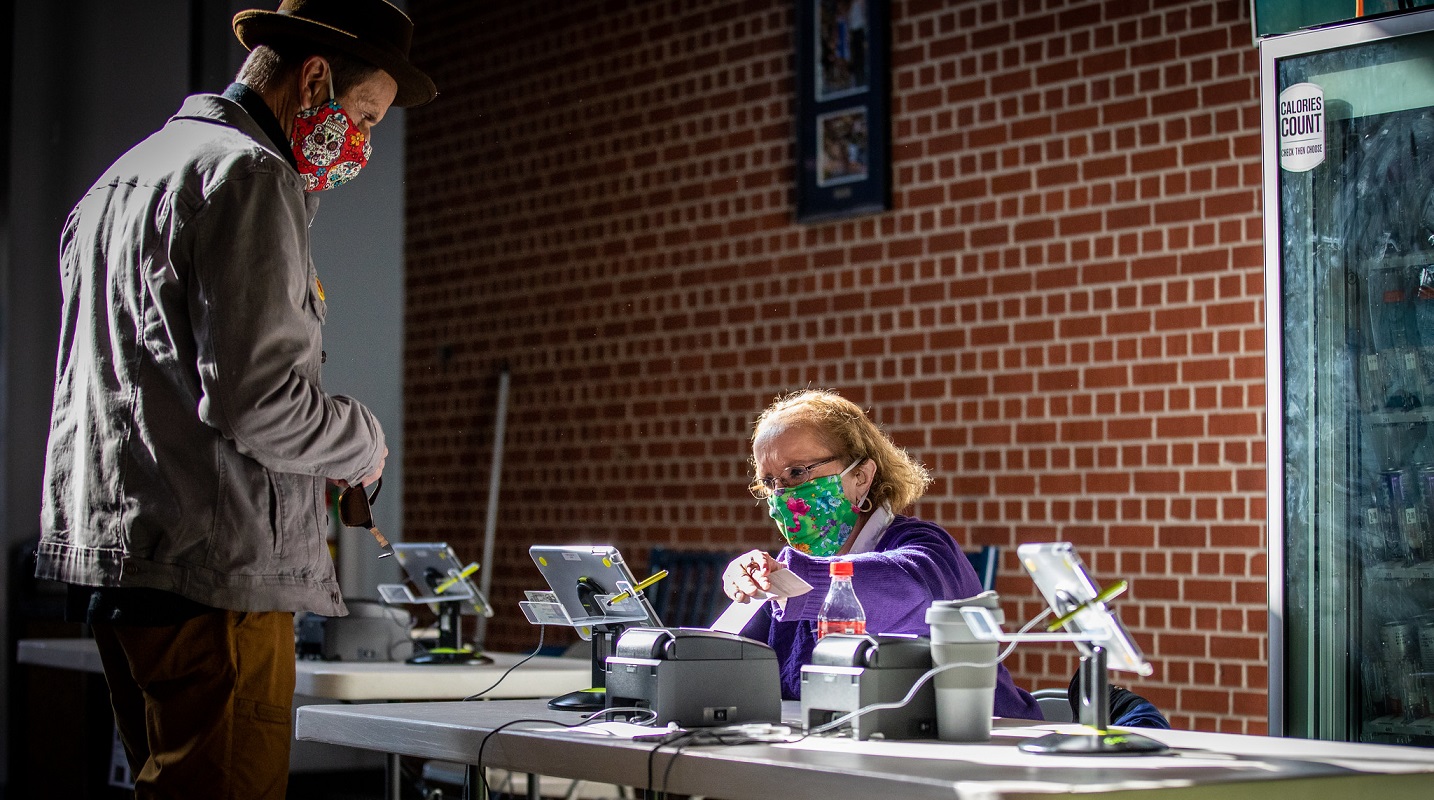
xmin=829 ymin=560 xmax=853 ymax=577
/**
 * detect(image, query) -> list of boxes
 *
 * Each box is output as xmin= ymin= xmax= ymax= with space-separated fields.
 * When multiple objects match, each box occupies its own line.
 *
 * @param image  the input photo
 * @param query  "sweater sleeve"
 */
xmin=774 ymin=516 xmax=984 ymax=634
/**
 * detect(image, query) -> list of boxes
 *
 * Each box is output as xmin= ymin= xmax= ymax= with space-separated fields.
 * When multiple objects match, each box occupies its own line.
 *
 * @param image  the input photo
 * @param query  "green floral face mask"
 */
xmin=766 ymin=460 xmax=864 ymax=556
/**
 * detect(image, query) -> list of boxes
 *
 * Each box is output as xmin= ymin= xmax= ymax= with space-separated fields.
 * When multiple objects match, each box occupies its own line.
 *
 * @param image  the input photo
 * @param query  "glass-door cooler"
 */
xmin=1263 ymin=10 xmax=1434 ymax=745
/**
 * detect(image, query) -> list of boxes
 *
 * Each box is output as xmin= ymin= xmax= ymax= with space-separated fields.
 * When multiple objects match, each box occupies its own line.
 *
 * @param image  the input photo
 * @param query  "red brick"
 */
xmin=1182 ymin=139 xmax=1232 ymax=165
xmin=1154 ymin=199 xmax=1201 ymax=224
xmin=1107 ymin=205 xmax=1153 ymax=230
xmin=1179 ymin=28 xmax=1231 ymax=58
xmin=1134 ymin=471 xmax=1181 ymax=493
xmin=1083 ymin=155 xmax=1128 ymax=180
xmin=1058 ymin=211 xmax=1103 ymax=237
xmin=1086 ymin=469 xmax=1132 ymax=493
xmin=1036 ymin=163 xmax=1080 ymax=187
xmin=1103 ymin=97 xmax=1150 ymax=127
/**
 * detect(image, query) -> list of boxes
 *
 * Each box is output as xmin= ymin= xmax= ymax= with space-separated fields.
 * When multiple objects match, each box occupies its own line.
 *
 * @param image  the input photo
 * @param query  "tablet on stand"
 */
xmin=377 ymin=542 xmax=494 ymax=665
xmin=520 ymin=545 xmax=663 ymax=711
xmin=959 ymin=542 xmax=1168 ymax=755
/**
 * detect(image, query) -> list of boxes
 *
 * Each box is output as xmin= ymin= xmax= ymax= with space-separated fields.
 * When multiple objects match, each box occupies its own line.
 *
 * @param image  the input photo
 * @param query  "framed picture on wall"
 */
xmin=795 ymin=0 xmax=890 ymax=223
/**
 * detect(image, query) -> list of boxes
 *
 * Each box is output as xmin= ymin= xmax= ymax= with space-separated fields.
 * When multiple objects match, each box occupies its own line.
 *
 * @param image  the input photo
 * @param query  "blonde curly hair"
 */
xmin=750 ymin=389 xmax=932 ymax=512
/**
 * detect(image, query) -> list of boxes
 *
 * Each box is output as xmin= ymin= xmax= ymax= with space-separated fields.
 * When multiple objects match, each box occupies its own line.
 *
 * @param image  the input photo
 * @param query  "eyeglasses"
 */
xmin=337 ymin=477 xmax=395 ymax=559
xmin=749 ymin=456 xmax=840 ymax=499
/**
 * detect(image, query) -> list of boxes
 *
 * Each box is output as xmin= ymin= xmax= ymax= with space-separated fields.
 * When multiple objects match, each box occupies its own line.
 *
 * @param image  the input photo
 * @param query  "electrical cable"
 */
xmin=474 ymin=718 xmax=558 ymax=799
xmin=472 ymin=705 xmax=661 ymax=799
xmin=647 ymin=729 xmax=699 ymax=800
xmin=646 ymin=724 xmax=809 ymax=799
xmin=462 ymin=624 xmax=546 ymax=701
xmin=589 ymin=705 xmax=660 ymax=726
xmin=368 ymin=598 xmax=422 ymax=661
xmin=810 ymin=606 xmax=1053 ymax=736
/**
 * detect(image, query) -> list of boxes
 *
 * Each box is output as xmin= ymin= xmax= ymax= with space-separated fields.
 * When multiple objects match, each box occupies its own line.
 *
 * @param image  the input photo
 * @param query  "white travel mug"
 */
xmin=925 ymin=592 xmax=1001 ymax=742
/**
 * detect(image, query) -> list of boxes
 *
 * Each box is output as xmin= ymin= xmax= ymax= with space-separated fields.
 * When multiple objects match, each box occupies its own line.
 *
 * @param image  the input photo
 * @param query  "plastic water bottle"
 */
xmin=817 ymin=561 xmax=866 ymax=637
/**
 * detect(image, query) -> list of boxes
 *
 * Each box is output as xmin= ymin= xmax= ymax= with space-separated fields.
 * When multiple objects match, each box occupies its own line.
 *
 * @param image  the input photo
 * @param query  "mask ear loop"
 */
xmin=301 ymin=66 xmax=337 ymax=112
xmin=842 ymin=457 xmax=875 ymax=513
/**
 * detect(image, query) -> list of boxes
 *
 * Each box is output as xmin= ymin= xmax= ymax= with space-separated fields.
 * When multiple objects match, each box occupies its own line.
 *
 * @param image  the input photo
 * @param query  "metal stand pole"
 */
xmin=385 ymin=753 xmax=401 ymax=800
xmin=475 ymin=366 xmax=510 ymax=648
xmin=1075 ymin=646 xmax=1111 ymax=731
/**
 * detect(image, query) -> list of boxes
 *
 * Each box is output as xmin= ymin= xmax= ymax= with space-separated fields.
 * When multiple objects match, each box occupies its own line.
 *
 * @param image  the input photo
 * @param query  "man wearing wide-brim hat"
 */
xmin=34 ymin=2 xmax=434 ymax=797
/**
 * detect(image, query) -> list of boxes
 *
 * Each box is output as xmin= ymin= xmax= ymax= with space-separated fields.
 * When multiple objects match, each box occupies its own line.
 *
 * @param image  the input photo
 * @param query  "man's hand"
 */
xmin=358 ymin=446 xmax=388 ymax=487
xmin=333 ymin=446 xmax=387 ymax=489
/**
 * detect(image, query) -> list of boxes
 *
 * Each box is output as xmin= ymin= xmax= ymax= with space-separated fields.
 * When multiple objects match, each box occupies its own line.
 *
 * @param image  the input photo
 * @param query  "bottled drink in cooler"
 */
xmin=817 ymin=560 xmax=866 ymax=637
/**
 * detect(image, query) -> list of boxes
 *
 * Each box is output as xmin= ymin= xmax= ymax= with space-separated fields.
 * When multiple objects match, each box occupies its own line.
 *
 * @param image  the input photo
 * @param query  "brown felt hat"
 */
xmin=233 ymin=0 xmax=436 ymax=107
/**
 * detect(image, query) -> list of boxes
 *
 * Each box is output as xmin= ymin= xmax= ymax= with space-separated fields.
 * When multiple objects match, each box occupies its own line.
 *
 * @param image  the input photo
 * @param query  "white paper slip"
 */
xmin=535 ymin=721 xmax=684 ymax=740
xmin=708 ymin=569 xmax=814 ymax=635
xmin=709 ymin=598 xmax=766 ymax=634
xmin=766 ymin=569 xmax=815 ymax=598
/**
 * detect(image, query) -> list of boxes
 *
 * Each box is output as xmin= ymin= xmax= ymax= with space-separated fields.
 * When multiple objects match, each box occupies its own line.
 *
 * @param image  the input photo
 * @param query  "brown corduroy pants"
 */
xmin=92 ymin=610 xmax=297 ymax=800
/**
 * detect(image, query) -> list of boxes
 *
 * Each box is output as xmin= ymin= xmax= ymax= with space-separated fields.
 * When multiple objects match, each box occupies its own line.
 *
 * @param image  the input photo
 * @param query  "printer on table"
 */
xmin=800 ymin=633 xmax=936 ymax=740
xmin=604 ymin=627 xmax=782 ymax=727
xmin=296 ymin=600 xmax=413 ymax=662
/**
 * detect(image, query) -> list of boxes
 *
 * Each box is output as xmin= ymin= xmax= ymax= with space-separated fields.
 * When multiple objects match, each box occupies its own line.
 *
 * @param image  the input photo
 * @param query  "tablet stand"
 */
xmin=548 ymin=624 xmax=622 ymax=711
xmin=959 ymin=595 xmax=1169 ymax=755
xmin=520 ymin=577 xmax=654 ymax=711
xmin=1018 ymin=647 xmax=1167 ymax=755
xmin=378 ymin=543 xmax=495 ymax=666
xmin=409 ymin=599 xmax=492 ymax=666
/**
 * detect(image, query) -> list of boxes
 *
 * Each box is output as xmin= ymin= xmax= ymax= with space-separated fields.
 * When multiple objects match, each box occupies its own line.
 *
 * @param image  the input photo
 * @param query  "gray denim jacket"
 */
xmin=35 ymin=94 xmax=386 ymax=616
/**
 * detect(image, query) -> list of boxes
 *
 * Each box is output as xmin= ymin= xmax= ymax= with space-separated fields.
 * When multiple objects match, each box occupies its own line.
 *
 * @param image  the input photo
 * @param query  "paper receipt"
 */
xmin=708 ymin=569 xmax=814 ymax=634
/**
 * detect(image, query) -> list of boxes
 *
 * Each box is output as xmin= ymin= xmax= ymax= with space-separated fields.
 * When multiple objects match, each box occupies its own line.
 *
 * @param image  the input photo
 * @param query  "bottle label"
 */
xmin=817 ymin=619 xmax=867 ymax=638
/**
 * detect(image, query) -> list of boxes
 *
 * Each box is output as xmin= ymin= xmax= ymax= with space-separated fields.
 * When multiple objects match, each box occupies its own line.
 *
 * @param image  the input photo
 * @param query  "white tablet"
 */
xmin=1017 ymin=542 xmax=1152 ymax=676
xmin=528 ymin=545 xmax=662 ymax=637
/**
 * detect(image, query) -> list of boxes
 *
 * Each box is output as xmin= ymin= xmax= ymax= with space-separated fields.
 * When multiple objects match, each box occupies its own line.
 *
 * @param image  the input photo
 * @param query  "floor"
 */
xmin=286 ymin=769 xmax=388 ymax=799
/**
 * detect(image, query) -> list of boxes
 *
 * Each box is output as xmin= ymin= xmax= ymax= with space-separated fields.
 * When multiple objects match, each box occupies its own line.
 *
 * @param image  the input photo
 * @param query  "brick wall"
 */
xmin=405 ymin=0 xmax=1266 ymax=733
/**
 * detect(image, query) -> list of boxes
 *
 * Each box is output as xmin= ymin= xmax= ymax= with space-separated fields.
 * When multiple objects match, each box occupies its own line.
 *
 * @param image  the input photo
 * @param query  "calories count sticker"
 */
xmin=1279 ymin=82 xmax=1325 ymax=172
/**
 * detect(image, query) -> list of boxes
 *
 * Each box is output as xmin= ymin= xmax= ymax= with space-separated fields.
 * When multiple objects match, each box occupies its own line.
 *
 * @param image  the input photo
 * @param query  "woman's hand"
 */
xmin=723 ymin=549 xmax=786 ymax=603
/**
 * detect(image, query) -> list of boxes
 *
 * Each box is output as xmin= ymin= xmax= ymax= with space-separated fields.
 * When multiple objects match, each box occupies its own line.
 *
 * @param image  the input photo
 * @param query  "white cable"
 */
xmin=810 ymin=606 xmax=1053 ymax=735
xmin=584 ymin=706 xmax=660 ymax=727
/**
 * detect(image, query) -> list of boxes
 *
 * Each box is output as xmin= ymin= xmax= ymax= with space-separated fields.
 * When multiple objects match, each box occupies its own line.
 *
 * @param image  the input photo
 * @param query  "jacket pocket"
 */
xmin=207 ymin=440 xmax=331 ymax=580
xmin=206 ymin=449 xmax=279 ymax=575
xmin=270 ymin=471 xmax=330 ymax=576
xmin=267 ymin=471 xmax=283 ymax=557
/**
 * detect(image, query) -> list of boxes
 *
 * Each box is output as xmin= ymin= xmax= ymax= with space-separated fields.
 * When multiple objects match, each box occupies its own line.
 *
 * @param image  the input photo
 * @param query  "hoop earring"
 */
xmin=857 ymin=495 xmax=873 ymax=513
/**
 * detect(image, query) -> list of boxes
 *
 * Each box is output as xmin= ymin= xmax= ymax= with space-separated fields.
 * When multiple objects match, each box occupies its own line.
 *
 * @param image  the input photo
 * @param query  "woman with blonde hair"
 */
xmin=723 ymin=389 xmax=1040 ymax=718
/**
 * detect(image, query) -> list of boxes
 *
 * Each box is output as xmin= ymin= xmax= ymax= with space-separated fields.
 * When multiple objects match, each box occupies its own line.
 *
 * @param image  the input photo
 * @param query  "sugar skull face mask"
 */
xmin=766 ymin=459 xmax=866 ymax=556
xmin=291 ymin=74 xmax=371 ymax=192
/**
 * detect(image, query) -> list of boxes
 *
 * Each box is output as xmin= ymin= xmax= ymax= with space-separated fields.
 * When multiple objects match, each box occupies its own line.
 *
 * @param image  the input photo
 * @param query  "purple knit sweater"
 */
xmin=740 ymin=514 xmax=1042 ymax=720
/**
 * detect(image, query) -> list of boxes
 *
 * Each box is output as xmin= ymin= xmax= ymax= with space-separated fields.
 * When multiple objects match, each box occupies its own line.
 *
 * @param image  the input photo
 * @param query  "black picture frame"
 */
xmin=795 ymin=0 xmax=890 ymax=223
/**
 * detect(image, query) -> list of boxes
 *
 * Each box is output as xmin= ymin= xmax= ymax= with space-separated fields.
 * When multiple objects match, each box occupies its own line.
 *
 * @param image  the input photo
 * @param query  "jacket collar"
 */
xmin=171 ymin=91 xmax=318 ymax=218
xmin=221 ymin=82 xmax=298 ymax=171
xmin=172 ymin=91 xmax=296 ymax=172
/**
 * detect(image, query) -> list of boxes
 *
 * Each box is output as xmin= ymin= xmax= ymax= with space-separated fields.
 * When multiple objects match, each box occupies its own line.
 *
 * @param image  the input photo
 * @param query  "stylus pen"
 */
xmin=609 ymin=569 xmax=669 ymax=604
xmin=435 ymin=563 xmax=481 ymax=595
xmin=1046 ymin=580 xmax=1127 ymax=632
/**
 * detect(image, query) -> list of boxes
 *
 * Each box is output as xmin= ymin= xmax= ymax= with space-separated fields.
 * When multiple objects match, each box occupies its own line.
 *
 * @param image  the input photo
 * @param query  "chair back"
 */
xmin=645 ymin=548 xmax=738 ymax=628
xmin=1032 ymin=687 xmax=1074 ymax=723
xmin=964 ymin=545 xmax=999 ymax=592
